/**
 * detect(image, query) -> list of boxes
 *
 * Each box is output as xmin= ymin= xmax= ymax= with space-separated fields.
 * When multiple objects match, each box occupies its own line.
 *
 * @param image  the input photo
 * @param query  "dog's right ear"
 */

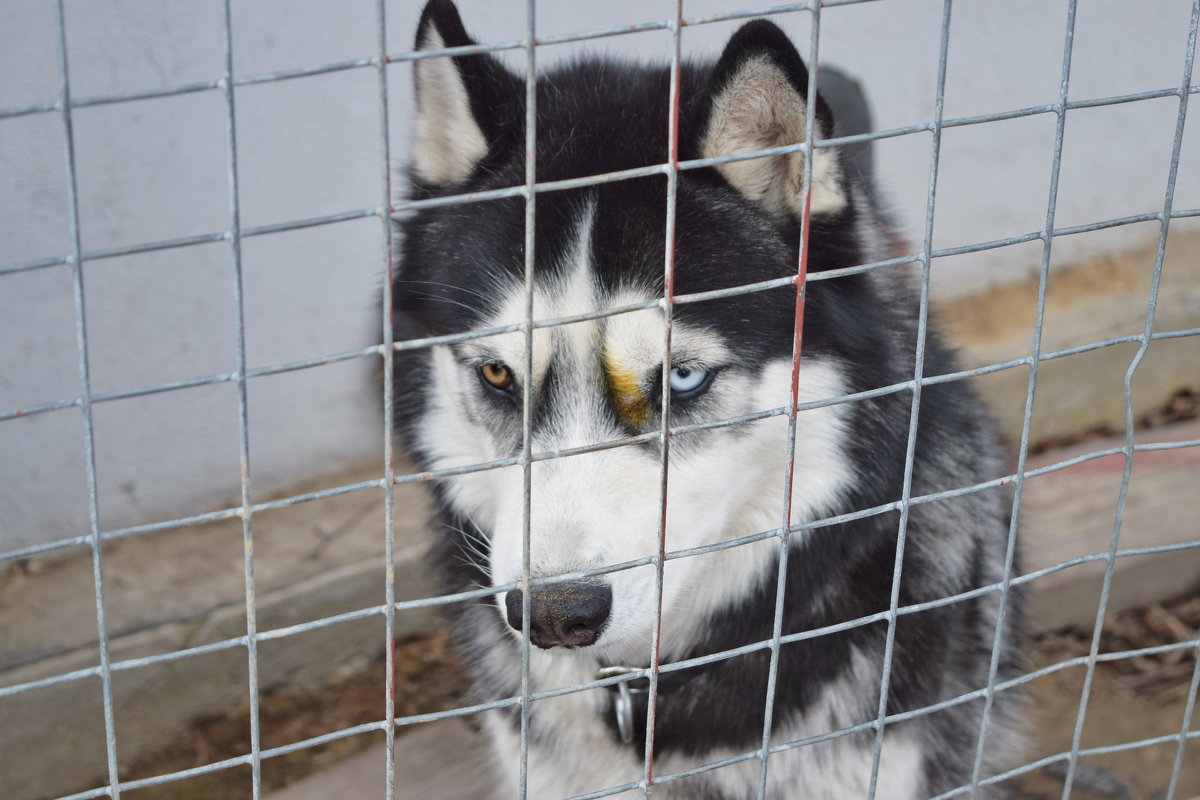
xmin=698 ymin=20 xmax=846 ymax=218
xmin=411 ymin=0 xmax=516 ymax=186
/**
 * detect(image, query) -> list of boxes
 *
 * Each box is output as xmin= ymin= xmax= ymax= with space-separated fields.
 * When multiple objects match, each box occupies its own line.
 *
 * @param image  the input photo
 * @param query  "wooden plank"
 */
xmin=1020 ymin=420 xmax=1200 ymax=632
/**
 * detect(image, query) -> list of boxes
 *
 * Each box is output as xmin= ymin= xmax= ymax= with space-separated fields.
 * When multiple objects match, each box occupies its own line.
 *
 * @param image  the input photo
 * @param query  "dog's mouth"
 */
xmin=501 ymin=579 xmax=613 ymax=650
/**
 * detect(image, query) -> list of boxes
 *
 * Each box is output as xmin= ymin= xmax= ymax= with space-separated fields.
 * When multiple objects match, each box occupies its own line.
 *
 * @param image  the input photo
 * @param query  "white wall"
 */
xmin=2 ymin=0 xmax=1197 ymax=553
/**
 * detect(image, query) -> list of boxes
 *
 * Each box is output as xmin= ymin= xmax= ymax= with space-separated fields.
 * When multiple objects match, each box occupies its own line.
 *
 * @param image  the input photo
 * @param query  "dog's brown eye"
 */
xmin=479 ymin=362 xmax=513 ymax=391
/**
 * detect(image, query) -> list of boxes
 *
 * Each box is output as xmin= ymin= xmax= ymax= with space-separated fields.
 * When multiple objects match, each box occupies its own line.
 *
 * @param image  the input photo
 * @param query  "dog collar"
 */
xmin=594 ymin=662 xmax=713 ymax=745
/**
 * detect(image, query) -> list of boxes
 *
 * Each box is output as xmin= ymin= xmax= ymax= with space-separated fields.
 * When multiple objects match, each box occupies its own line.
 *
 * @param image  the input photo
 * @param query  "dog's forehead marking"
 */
xmin=599 ymin=298 xmax=665 ymax=428
xmin=602 ymin=345 xmax=649 ymax=427
xmin=470 ymin=200 xmax=729 ymax=429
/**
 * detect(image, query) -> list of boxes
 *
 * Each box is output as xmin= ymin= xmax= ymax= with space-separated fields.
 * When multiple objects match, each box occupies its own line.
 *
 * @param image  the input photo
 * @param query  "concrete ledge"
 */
xmin=266 ymin=719 xmax=495 ymax=800
xmin=935 ymin=225 xmax=1200 ymax=447
xmin=0 ymin=464 xmax=437 ymax=800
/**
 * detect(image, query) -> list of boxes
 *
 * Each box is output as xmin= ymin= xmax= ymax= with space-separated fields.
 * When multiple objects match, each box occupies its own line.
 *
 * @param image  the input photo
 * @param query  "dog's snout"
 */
xmin=504 ymin=581 xmax=612 ymax=649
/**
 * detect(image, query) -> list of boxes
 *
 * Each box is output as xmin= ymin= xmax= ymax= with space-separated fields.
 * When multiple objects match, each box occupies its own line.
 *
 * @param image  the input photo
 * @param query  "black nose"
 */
xmin=504 ymin=581 xmax=612 ymax=649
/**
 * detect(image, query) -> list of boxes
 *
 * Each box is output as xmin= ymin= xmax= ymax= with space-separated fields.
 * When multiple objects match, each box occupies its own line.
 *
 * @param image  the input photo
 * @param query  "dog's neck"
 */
xmin=595 ymin=661 xmax=716 ymax=745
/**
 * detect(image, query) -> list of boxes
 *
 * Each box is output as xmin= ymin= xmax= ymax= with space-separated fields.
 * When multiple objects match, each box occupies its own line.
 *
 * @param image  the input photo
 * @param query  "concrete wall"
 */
xmin=3 ymin=0 xmax=1198 ymax=553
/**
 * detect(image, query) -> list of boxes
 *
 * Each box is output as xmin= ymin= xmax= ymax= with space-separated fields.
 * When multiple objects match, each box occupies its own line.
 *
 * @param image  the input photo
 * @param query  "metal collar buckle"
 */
xmin=595 ymin=665 xmax=649 ymax=744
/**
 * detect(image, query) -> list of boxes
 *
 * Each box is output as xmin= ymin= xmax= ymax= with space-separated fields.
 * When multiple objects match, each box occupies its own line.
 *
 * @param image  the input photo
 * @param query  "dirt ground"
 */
xmin=64 ymin=593 xmax=1197 ymax=800
xmin=1006 ymin=594 xmax=1200 ymax=800
xmin=107 ymin=634 xmax=465 ymax=800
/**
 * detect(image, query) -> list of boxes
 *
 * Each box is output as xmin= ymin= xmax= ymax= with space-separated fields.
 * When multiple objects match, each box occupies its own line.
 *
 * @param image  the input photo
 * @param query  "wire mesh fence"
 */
xmin=1 ymin=1 xmax=1199 ymax=799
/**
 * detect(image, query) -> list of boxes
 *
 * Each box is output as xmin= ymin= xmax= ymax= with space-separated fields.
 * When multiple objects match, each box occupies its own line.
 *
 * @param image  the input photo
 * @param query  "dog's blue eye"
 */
xmin=668 ymin=366 xmax=710 ymax=397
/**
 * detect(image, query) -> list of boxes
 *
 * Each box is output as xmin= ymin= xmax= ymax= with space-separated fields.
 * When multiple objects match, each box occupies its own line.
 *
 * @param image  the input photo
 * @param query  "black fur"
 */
xmin=394 ymin=2 xmax=1023 ymax=796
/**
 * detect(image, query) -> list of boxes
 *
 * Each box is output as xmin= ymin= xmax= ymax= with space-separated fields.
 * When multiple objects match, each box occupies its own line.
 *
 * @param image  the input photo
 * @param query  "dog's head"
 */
xmin=398 ymin=0 xmax=884 ymax=663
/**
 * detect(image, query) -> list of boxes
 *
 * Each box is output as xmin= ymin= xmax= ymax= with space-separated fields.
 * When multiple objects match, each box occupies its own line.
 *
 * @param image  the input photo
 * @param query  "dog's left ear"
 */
xmin=699 ymin=20 xmax=846 ymax=218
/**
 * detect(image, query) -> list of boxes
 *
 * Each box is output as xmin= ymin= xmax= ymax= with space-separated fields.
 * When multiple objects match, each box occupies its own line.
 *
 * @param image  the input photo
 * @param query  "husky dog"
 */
xmin=393 ymin=1 xmax=1022 ymax=797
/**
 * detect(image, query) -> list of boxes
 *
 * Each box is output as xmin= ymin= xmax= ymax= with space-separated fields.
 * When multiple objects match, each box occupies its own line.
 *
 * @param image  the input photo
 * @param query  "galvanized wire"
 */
xmin=518 ymin=2 xmax=538 ymax=795
xmin=8 ymin=203 xmax=1198 ymax=427
xmin=2 ymin=85 xmax=1196 ymax=280
xmin=756 ymin=2 xmax=823 ymax=796
xmin=17 ymin=636 xmax=1198 ymax=800
xmin=1166 ymin=649 xmax=1200 ymax=800
xmin=639 ymin=2 xmax=685 ymax=797
xmin=217 ymin=0 xmax=264 ymax=794
xmin=2 ymin=286 xmax=1194 ymax=550
xmin=968 ymin=0 xmax=1077 ymax=794
xmin=1060 ymin=2 xmax=1200 ymax=798
xmin=51 ymin=0 xmax=121 ymax=796
xmin=0 ymin=2 xmax=895 ymax=125
xmin=866 ymin=0 xmax=951 ymax=795
xmin=6 ymin=430 xmax=1200 ymax=702
xmin=4 ymin=3 xmax=1200 ymax=800
xmin=372 ymin=0 xmax=400 ymax=796
xmin=2 ymin=323 xmax=1197 ymax=565
xmin=3 ymin=345 xmax=1196 ymax=564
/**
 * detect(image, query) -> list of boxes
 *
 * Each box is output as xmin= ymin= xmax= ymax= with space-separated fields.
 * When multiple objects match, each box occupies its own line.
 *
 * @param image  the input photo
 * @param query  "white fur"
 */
xmin=412 ymin=29 xmax=489 ymax=185
xmin=417 ymin=205 xmax=854 ymax=667
xmin=692 ymin=649 xmax=925 ymax=799
xmin=477 ymin=648 xmax=926 ymax=799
